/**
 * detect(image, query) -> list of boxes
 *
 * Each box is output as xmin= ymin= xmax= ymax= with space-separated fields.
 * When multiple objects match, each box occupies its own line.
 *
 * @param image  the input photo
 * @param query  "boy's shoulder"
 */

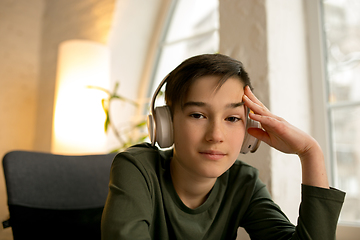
xmin=113 ymin=142 xmax=171 ymax=171
xmin=227 ymin=159 xmax=260 ymax=182
xmin=121 ymin=142 xmax=158 ymax=155
xmin=121 ymin=142 xmax=172 ymax=159
xmin=232 ymin=159 xmax=259 ymax=173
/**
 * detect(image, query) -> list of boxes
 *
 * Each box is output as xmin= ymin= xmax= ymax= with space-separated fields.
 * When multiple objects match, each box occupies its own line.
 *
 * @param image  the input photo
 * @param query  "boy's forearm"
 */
xmin=299 ymin=140 xmax=329 ymax=189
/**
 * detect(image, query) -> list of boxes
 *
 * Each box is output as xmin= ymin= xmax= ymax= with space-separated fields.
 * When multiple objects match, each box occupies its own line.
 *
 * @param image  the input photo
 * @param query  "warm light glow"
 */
xmin=52 ymin=40 xmax=110 ymax=154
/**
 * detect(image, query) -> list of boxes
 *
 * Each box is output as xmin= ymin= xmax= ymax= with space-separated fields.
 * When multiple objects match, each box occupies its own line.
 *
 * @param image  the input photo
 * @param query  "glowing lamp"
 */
xmin=52 ymin=40 xmax=110 ymax=154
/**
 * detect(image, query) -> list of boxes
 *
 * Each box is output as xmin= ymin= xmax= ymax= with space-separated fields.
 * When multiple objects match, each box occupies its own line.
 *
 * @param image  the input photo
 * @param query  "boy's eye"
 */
xmin=190 ymin=113 xmax=205 ymax=119
xmin=226 ymin=116 xmax=241 ymax=123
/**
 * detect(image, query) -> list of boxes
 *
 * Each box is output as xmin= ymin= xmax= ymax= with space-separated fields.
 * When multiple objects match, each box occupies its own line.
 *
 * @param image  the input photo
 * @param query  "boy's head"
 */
xmin=165 ymin=54 xmax=252 ymax=114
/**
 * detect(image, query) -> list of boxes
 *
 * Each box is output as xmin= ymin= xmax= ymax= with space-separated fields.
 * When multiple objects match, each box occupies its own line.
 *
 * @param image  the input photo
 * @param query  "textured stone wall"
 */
xmin=219 ymin=0 xmax=272 ymax=192
xmin=220 ymin=0 xmax=310 ymax=238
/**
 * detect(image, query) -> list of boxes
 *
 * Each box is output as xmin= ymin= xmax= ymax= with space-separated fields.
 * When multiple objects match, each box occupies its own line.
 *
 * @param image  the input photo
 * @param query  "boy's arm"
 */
xmin=298 ymin=139 xmax=329 ymax=188
xmin=101 ymin=153 xmax=153 ymax=240
xmin=242 ymin=180 xmax=345 ymax=239
xmin=242 ymin=86 xmax=329 ymax=189
xmin=242 ymin=86 xmax=345 ymax=239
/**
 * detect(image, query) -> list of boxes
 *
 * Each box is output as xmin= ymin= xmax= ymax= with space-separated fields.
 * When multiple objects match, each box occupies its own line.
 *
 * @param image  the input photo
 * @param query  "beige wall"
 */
xmin=0 ymin=1 xmax=115 ymax=239
xmin=0 ymin=1 xmax=44 ymax=239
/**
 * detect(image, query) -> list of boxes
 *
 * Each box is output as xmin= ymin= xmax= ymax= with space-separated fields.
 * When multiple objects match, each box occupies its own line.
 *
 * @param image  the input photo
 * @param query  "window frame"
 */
xmin=145 ymin=0 xmax=178 ymax=101
xmin=304 ymin=0 xmax=360 ymax=237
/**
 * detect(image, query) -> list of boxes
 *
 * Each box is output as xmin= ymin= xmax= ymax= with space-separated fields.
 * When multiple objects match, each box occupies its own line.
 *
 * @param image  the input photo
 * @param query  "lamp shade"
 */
xmin=52 ymin=40 xmax=110 ymax=154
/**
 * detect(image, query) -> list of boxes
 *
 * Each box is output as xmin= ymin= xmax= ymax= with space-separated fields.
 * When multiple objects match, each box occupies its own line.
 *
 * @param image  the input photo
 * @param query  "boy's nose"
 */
xmin=205 ymin=121 xmax=224 ymax=143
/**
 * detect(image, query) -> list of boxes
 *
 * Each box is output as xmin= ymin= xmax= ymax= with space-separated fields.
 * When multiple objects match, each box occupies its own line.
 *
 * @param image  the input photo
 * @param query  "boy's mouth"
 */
xmin=199 ymin=150 xmax=226 ymax=160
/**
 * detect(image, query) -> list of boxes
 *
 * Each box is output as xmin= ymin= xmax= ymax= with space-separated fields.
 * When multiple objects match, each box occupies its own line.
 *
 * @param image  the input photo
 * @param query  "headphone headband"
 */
xmin=149 ymin=74 xmax=169 ymax=116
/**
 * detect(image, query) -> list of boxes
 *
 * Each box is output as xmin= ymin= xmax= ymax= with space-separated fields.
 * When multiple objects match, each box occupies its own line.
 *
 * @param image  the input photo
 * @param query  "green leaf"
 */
xmin=104 ymin=113 xmax=110 ymax=133
xmin=86 ymin=85 xmax=111 ymax=95
xmin=101 ymin=99 xmax=108 ymax=112
xmin=135 ymin=120 xmax=147 ymax=128
xmin=111 ymin=95 xmax=138 ymax=106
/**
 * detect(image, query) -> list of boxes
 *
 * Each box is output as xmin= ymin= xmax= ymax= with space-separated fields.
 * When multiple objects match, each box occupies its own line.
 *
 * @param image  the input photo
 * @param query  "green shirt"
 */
xmin=101 ymin=143 xmax=345 ymax=240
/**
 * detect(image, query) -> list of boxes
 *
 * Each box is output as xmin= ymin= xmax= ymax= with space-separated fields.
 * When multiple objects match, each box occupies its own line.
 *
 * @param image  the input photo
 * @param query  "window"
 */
xmin=147 ymin=0 xmax=219 ymax=106
xmin=322 ymin=0 xmax=360 ymax=224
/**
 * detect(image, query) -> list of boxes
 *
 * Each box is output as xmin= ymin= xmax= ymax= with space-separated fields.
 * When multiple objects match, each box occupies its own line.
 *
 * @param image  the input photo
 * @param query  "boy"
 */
xmin=101 ymin=54 xmax=345 ymax=239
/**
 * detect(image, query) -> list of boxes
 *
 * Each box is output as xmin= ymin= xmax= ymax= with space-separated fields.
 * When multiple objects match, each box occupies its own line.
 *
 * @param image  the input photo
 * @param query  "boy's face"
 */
xmin=172 ymin=75 xmax=246 ymax=180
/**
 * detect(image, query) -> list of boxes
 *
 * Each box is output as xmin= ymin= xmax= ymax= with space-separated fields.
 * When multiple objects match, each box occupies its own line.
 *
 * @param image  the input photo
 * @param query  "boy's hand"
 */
xmin=242 ymin=86 xmax=314 ymax=156
xmin=242 ymin=86 xmax=329 ymax=188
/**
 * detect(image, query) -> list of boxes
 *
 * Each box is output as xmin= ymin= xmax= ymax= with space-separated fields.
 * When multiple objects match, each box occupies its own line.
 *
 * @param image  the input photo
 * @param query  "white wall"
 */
xmin=266 ymin=0 xmax=309 ymax=224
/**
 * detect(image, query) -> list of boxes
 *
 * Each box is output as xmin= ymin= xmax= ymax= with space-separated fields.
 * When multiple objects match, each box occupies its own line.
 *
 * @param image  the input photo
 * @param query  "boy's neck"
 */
xmin=170 ymin=158 xmax=217 ymax=209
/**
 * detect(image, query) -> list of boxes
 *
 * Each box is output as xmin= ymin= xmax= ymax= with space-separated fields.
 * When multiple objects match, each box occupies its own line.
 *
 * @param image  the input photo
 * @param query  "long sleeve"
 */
xmin=293 ymin=185 xmax=345 ymax=239
xmin=241 ymin=181 xmax=345 ymax=240
xmin=101 ymin=151 xmax=154 ymax=240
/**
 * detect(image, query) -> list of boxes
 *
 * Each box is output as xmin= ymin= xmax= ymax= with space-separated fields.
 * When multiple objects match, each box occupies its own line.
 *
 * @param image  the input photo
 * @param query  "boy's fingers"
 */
xmin=244 ymin=86 xmax=268 ymax=110
xmin=242 ymin=93 xmax=269 ymax=117
xmin=243 ymin=86 xmax=283 ymax=122
xmin=244 ymin=86 xmax=269 ymax=111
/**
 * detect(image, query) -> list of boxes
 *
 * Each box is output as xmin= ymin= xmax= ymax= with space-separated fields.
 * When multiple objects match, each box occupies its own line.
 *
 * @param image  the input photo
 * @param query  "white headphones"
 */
xmin=240 ymin=107 xmax=261 ymax=154
xmin=147 ymin=75 xmax=261 ymax=154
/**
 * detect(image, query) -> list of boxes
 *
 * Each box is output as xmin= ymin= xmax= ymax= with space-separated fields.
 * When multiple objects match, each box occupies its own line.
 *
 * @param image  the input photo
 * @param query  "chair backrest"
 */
xmin=2 ymin=150 xmax=116 ymax=240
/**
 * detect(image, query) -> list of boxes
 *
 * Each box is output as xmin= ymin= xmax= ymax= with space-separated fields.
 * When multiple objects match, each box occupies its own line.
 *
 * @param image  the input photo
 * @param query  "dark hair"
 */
xmin=165 ymin=53 xmax=252 ymax=114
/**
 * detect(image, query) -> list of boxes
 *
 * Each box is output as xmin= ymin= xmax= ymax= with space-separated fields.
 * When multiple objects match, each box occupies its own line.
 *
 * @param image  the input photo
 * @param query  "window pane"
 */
xmin=323 ymin=0 xmax=360 ymax=224
xmin=331 ymin=106 xmax=360 ymax=223
xmin=166 ymin=0 xmax=218 ymax=43
xmin=323 ymin=0 xmax=360 ymax=103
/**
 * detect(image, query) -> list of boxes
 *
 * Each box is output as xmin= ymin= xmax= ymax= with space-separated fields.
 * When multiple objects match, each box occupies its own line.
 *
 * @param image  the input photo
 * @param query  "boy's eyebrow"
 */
xmin=228 ymin=102 xmax=245 ymax=108
xmin=183 ymin=101 xmax=206 ymax=108
xmin=183 ymin=101 xmax=244 ymax=108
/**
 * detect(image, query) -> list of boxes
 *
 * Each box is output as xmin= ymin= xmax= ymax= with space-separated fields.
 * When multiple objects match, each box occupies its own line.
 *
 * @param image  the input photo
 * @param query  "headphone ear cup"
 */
xmin=147 ymin=114 xmax=156 ymax=146
xmin=240 ymin=109 xmax=261 ymax=154
xmin=154 ymin=106 xmax=173 ymax=148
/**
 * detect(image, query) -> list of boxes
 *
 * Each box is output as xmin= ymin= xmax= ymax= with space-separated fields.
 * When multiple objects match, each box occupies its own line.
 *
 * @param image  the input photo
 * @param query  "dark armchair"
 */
xmin=2 ymin=150 xmax=116 ymax=240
